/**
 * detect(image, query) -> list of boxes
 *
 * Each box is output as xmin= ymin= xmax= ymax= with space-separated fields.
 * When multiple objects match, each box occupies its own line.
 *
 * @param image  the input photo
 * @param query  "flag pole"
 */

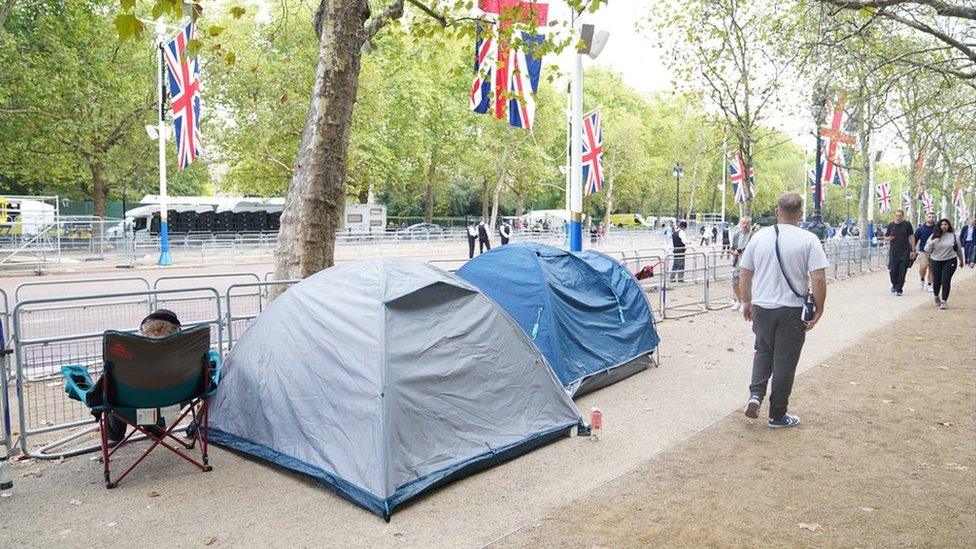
xmin=568 ymin=10 xmax=583 ymax=252
xmin=720 ymin=136 xmax=727 ymax=224
xmin=156 ymin=21 xmax=173 ymax=266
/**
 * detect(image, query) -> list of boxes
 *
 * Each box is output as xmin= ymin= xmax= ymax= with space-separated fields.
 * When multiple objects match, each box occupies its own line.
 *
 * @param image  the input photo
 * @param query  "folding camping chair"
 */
xmin=60 ymin=325 xmax=221 ymax=488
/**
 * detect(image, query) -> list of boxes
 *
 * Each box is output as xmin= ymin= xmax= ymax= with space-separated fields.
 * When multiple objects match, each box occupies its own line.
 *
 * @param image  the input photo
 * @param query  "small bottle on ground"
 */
xmin=590 ymin=407 xmax=603 ymax=441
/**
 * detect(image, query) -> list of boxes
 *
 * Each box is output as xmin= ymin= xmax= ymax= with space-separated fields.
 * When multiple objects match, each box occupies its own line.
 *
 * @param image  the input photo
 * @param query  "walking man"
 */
xmin=499 ymin=221 xmax=512 ymax=245
xmin=466 ymin=221 xmax=478 ymax=259
xmin=670 ymin=221 xmax=689 ymax=282
xmin=914 ymin=211 xmax=937 ymax=289
xmin=959 ymin=218 xmax=976 ymax=268
xmin=730 ymin=216 xmax=753 ymax=311
xmin=738 ymin=193 xmax=828 ymax=428
xmin=884 ymin=209 xmax=916 ymax=296
xmin=477 ymin=219 xmax=491 ymax=254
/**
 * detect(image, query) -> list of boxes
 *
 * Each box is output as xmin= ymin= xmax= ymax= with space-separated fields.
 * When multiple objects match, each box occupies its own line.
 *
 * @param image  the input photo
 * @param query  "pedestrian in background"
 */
xmin=884 ymin=209 xmax=915 ymax=296
xmin=730 ymin=216 xmax=753 ymax=311
xmin=923 ymin=218 xmax=964 ymax=310
xmin=914 ymin=211 xmax=937 ymax=290
xmin=670 ymin=221 xmax=689 ymax=283
xmin=477 ymin=219 xmax=492 ymax=254
xmin=721 ymin=223 xmax=731 ymax=258
xmin=499 ymin=221 xmax=512 ymax=245
xmin=466 ymin=222 xmax=478 ymax=259
xmin=738 ymin=193 xmax=828 ymax=428
xmin=959 ymin=218 xmax=976 ymax=268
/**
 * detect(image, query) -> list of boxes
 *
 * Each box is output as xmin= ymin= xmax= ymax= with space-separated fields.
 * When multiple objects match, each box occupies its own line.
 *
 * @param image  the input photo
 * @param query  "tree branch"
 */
xmin=364 ymin=0 xmax=406 ymax=41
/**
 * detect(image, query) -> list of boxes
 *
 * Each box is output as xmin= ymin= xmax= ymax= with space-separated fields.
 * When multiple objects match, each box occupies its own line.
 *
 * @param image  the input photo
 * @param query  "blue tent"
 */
xmin=457 ymin=243 xmax=660 ymax=396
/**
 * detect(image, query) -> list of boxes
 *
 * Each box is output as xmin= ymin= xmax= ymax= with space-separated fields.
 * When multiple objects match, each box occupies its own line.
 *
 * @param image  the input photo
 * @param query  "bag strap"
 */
xmin=773 ymin=225 xmax=807 ymax=299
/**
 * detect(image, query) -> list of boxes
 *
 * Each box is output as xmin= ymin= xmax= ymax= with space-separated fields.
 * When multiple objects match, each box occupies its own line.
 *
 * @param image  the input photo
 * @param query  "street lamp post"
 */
xmin=808 ymin=98 xmax=828 ymax=242
xmin=846 ymin=191 xmax=852 ymax=229
xmin=673 ymin=162 xmax=683 ymax=220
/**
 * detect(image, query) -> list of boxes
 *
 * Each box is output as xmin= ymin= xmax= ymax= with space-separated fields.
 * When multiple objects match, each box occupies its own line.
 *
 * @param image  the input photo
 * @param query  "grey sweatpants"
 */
xmin=749 ymin=305 xmax=807 ymax=420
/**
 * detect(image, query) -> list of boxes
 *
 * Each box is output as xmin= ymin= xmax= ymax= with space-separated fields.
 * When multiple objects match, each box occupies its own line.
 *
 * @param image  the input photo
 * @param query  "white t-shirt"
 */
xmin=739 ymin=224 xmax=829 ymax=309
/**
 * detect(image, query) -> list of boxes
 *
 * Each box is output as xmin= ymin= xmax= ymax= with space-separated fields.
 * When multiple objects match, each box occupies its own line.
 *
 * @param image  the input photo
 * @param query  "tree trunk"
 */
xmin=90 ymin=160 xmax=108 ymax=236
xmin=490 ymin=170 xmax=505 ymax=229
xmin=858 ymin=122 xmax=871 ymax=246
xmin=273 ymin=1 xmax=373 ymax=281
xmin=481 ymin=178 xmax=490 ymax=221
xmin=514 ymin=192 xmax=525 ymax=218
xmin=423 ymin=182 xmax=434 ymax=223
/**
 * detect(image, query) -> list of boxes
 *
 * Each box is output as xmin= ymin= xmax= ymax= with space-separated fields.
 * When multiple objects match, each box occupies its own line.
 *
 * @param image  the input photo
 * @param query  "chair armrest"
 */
xmin=204 ymin=350 xmax=222 ymax=397
xmin=60 ymin=364 xmax=101 ymax=409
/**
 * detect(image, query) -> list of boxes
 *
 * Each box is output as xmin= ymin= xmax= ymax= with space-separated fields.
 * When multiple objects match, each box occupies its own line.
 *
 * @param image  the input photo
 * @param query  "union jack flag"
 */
xmin=819 ymin=96 xmax=856 ymax=186
xmin=901 ymin=191 xmax=911 ymax=210
xmin=827 ymin=147 xmax=849 ymax=187
xmin=582 ymin=110 xmax=604 ymax=195
xmin=163 ymin=22 xmax=202 ymax=169
xmin=877 ymin=181 xmax=891 ymax=213
xmin=470 ymin=1 xmax=547 ymax=131
xmin=729 ymin=150 xmax=755 ymax=204
xmin=920 ymin=190 xmax=934 ymax=213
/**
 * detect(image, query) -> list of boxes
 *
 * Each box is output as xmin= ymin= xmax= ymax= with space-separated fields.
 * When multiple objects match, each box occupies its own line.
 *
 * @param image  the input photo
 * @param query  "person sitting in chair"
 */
xmin=106 ymin=309 xmax=181 ymax=445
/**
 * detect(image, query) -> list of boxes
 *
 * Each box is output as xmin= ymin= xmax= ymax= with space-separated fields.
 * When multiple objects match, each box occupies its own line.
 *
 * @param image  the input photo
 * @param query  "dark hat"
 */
xmin=141 ymin=309 xmax=181 ymax=327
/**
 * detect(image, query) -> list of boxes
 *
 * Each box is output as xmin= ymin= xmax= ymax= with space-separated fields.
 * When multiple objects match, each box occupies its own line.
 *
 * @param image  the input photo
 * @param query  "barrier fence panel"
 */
xmin=154 ymin=273 xmax=260 ymax=352
xmin=705 ymin=250 xmax=735 ymax=309
xmin=12 ymin=287 xmax=221 ymax=459
xmin=1 ymin=288 xmax=11 ymax=457
xmin=15 ymin=276 xmax=151 ymax=303
xmin=661 ymin=251 xmax=708 ymax=319
xmin=225 ymin=280 xmax=300 ymax=348
xmin=618 ymin=254 xmax=666 ymax=322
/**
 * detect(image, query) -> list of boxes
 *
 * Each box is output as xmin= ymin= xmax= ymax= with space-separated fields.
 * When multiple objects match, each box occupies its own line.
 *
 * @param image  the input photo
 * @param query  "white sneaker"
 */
xmin=731 ymin=301 xmax=741 ymax=311
xmin=919 ymin=280 xmax=926 ymax=290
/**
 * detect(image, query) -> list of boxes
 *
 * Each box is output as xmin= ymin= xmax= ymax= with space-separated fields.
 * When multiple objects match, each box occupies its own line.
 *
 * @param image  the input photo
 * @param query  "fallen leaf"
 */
xmin=69 ymin=499 xmax=82 ymax=506
xmin=798 ymin=522 xmax=821 ymax=532
xmin=726 ymin=347 xmax=735 ymax=352
xmin=849 ymin=381 xmax=859 ymax=385
xmin=859 ymin=507 xmax=875 ymax=513
xmin=21 ymin=470 xmax=42 ymax=478
xmin=939 ymin=421 xmax=955 ymax=427
xmin=148 ymin=491 xmax=160 ymax=498
xmin=938 ymin=366 xmax=950 ymax=370
xmin=908 ymin=408 xmax=916 ymax=412
xmin=106 ymin=522 xmax=116 ymax=528
xmin=204 ymin=536 xmax=218 ymax=546
xmin=881 ymin=399 xmax=893 ymax=404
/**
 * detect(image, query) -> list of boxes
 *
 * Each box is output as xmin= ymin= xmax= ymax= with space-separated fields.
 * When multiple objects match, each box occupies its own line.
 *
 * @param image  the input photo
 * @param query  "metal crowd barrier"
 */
xmin=225 ymin=280 xmax=300 ymax=348
xmin=705 ymin=250 xmax=735 ymax=309
xmin=1 ymin=288 xmax=11 ymax=459
xmin=661 ymin=251 xmax=708 ymax=319
xmin=617 ymin=254 xmax=666 ymax=322
xmin=15 ymin=276 xmax=151 ymax=303
xmin=11 ymin=287 xmax=222 ymax=459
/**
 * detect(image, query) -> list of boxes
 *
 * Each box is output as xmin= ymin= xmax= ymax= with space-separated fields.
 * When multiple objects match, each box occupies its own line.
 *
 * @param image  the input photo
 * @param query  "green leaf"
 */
xmin=119 ymin=0 xmax=136 ymax=11
xmin=151 ymin=2 xmax=166 ymax=19
xmin=186 ymin=38 xmax=203 ymax=57
xmin=229 ymin=6 xmax=246 ymax=19
xmin=224 ymin=52 xmax=236 ymax=66
xmin=114 ymin=13 xmax=145 ymax=41
xmin=208 ymin=25 xmax=225 ymax=37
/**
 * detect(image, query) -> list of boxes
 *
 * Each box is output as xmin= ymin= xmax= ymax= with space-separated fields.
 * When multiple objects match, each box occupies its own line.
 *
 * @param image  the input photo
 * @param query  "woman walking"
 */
xmin=923 ymin=218 xmax=965 ymax=310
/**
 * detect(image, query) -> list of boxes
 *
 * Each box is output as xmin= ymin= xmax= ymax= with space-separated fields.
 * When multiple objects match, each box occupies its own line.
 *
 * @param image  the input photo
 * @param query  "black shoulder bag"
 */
xmin=774 ymin=225 xmax=817 ymax=322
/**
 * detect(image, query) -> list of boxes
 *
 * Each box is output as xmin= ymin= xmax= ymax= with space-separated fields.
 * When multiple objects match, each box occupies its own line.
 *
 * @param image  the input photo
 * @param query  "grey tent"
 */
xmin=209 ymin=259 xmax=581 ymax=520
